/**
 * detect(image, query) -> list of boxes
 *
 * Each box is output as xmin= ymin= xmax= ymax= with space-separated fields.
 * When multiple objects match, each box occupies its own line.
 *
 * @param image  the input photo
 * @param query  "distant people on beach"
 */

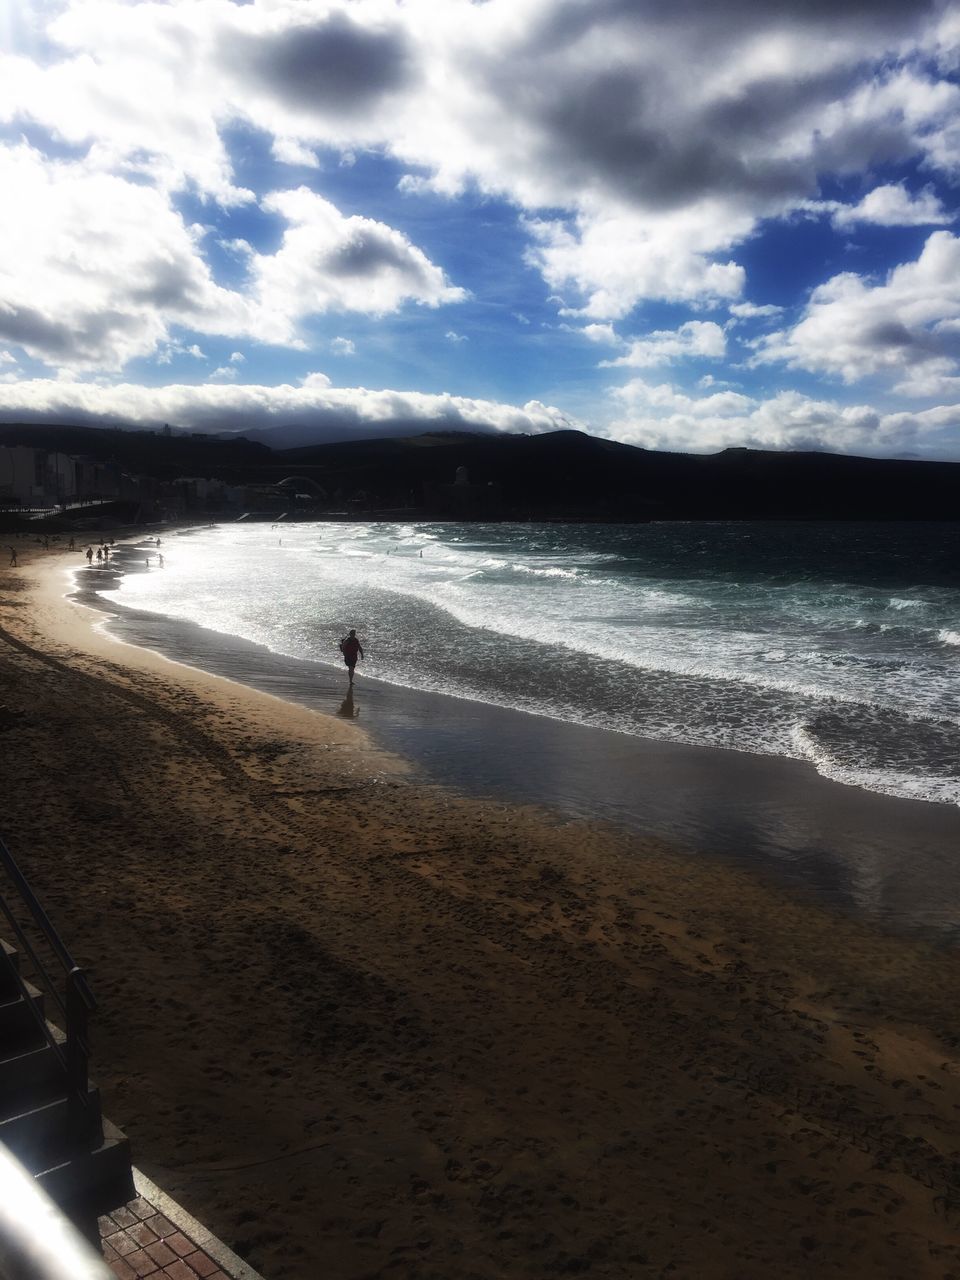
xmin=96 ymin=548 xmax=102 ymax=564
xmin=158 ymin=553 xmax=164 ymax=568
xmin=7 ymin=547 xmax=16 ymax=567
xmin=155 ymin=538 xmax=161 ymax=547
xmin=145 ymin=554 xmax=150 ymax=568
xmin=68 ymin=537 xmax=75 ymax=551
xmin=338 ymin=629 xmax=364 ymax=685
xmin=85 ymin=547 xmax=93 ymax=564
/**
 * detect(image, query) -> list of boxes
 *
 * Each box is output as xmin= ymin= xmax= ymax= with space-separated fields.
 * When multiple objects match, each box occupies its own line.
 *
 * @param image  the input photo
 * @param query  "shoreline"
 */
xmin=75 ymin=540 xmax=960 ymax=942
xmin=4 ymin=543 xmax=960 ymax=1278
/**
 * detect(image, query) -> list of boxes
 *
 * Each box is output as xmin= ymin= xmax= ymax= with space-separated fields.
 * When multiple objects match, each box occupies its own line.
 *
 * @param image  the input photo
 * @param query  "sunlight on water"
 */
xmin=110 ymin=521 xmax=960 ymax=807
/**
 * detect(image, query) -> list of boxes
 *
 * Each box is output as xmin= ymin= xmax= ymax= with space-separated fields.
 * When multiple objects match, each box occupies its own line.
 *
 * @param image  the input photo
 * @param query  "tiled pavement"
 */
xmin=99 ymin=1169 xmax=264 ymax=1280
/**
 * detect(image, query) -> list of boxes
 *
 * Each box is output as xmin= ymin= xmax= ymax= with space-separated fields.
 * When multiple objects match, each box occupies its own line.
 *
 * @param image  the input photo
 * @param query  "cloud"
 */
xmin=831 ymin=181 xmax=954 ymax=227
xmin=526 ymin=208 xmax=747 ymax=318
xmin=755 ymin=231 xmax=960 ymax=384
xmin=0 ymin=142 xmax=248 ymax=371
xmin=729 ymin=302 xmax=783 ymax=319
xmin=602 ymin=321 xmax=727 ymax=368
xmin=224 ymin=9 xmax=415 ymax=119
xmin=608 ymin=377 xmax=960 ymax=458
xmin=0 ymin=145 xmax=464 ymax=371
xmin=4 ymin=0 xmax=956 ymax=324
xmin=330 ymin=337 xmax=356 ymax=356
xmin=445 ymin=330 xmax=468 ymax=342
xmin=0 ymin=377 xmax=582 ymax=442
xmin=576 ymin=323 xmax=618 ymax=345
xmin=252 ymin=188 xmax=467 ymax=323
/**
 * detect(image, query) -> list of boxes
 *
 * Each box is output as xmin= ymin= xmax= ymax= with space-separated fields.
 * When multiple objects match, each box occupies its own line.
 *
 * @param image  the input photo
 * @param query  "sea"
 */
xmin=106 ymin=519 xmax=960 ymax=810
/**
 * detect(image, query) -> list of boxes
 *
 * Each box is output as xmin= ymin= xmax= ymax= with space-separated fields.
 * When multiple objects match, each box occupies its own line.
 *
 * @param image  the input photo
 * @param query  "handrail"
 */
xmin=0 ymin=841 xmax=95 ymax=1011
xmin=0 ymin=838 xmax=97 ymax=1135
xmin=0 ymin=1140 xmax=113 ymax=1280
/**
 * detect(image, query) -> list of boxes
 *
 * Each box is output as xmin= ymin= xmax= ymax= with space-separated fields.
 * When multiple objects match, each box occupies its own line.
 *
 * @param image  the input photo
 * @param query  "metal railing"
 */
xmin=0 ymin=837 xmax=98 ymax=1143
xmin=0 ymin=1141 xmax=112 ymax=1280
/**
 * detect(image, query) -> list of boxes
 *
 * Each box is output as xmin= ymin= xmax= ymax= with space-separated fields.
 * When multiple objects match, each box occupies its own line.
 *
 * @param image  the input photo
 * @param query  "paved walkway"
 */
xmin=99 ymin=1168 xmax=264 ymax=1280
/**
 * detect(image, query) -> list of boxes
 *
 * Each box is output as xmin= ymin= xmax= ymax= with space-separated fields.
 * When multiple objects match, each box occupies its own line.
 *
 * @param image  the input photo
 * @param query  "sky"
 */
xmin=1 ymin=0 xmax=960 ymax=459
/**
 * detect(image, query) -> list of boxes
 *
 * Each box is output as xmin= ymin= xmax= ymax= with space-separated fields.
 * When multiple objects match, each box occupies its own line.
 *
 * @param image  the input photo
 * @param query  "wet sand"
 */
xmin=80 ymin=543 xmax=960 ymax=941
xmin=2 ymin=540 xmax=960 ymax=1279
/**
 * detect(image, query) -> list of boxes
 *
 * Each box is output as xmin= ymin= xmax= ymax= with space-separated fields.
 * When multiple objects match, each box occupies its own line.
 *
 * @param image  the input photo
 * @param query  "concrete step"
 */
xmin=0 ymin=1040 xmax=67 ymax=1116
xmin=38 ymin=1117 xmax=135 ymax=1227
xmin=0 ymin=938 xmax=20 ymax=1001
xmin=0 ymin=983 xmax=49 ymax=1054
xmin=0 ymin=1087 xmax=103 ymax=1172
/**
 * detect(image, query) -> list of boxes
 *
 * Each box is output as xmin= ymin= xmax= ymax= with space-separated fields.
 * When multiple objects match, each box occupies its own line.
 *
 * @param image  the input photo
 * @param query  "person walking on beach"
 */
xmin=7 ymin=546 xmax=16 ymax=567
xmin=85 ymin=546 xmax=93 ymax=565
xmin=338 ymin=629 xmax=364 ymax=685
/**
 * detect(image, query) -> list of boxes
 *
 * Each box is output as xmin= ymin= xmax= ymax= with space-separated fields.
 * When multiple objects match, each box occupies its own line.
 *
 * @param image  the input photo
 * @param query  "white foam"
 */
xmin=111 ymin=521 xmax=960 ymax=807
xmin=790 ymin=723 xmax=960 ymax=807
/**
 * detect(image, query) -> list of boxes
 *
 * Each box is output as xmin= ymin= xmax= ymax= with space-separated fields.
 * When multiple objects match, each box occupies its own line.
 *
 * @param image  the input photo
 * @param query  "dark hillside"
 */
xmin=2 ymin=423 xmax=958 ymax=519
xmin=278 ymin=430 xmax=960 ymax=520
xmin=0 ymin=423 xmax=271 ymax=480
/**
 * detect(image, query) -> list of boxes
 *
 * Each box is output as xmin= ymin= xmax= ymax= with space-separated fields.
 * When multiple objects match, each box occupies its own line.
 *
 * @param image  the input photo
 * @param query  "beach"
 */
xmin=2 ymin=540 xmax=960 ymax=1279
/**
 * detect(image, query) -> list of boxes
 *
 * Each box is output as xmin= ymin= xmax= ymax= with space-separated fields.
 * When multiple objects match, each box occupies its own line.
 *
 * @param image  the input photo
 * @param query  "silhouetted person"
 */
xmin=96 ymin=548 xmax=102 ymax=564
xmin=85 ymin=546 xmax=93 ymax=564
xmin=158 ymin=553 xmax=164 ymax=568
xmin=338 ymin=629 xmax=364 ymax=685
xmin=8 ymin=547 xmax=17 ymax=567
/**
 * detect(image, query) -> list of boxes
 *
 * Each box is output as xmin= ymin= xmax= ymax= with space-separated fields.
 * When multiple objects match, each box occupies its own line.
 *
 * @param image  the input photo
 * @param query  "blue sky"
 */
xmin=1 ymin=0 xmax=960 ymax=457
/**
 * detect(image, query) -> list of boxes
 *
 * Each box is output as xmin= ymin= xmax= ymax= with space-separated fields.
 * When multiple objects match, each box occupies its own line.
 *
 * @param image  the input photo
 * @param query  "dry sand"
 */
xmin=2 ymin=540 xmax=960 ymax=1280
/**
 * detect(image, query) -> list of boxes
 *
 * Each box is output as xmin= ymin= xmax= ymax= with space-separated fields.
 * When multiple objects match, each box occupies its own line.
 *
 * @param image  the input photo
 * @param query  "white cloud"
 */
xmin=4 ymin=0 xmax=955 ymax=325
xmin=0 ymin=377 xmax=583 ymax=439
xmin=607 ymin=379 xmax=960 ymax=458
xmin=0 ymin=142 xmax=250 ymax=371
xmin=756 ymin=231 xmax=960 ymax=384
xmin=527 ymin=208 xmax=747 ymax=319
xmin=578 ymin=323 xmax=618 ymax=345
xmin=0 ymin=144 xmax=464 ymax=371
xmin=602 ymin=321 xmax=727 ymax=369
xmin=729 ymin=302 xmax=783 ymax=319
xmin=331 ymin=337 xmax=356 ymax=356
xmin=252 ymin=187 xmax=467 ymax=322
xmin=445 ymin=330 xmax=467 ymax=342
xmin=229 ymin=351 xmax=245 ymax=364
xmin=831 ymin=182 xmax=953 ymax=227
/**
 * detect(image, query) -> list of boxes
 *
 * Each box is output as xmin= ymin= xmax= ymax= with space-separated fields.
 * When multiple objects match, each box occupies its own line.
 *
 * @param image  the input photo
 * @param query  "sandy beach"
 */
xmin=3 ymin=539 xmax=960 ymax=1279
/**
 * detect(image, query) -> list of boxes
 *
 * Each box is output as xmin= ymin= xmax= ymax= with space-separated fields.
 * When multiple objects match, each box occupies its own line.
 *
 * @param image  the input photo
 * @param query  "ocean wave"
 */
xmin=790 ymin=723 xmax=960 ymax=807
xmin=508 ymin=562 xmax=581 ymax=579
xmin=938 ymin=629 xmax=960 ymax=647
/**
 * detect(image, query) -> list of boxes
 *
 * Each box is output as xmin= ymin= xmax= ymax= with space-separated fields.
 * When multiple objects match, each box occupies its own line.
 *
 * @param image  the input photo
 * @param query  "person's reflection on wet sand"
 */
xmin=336 ymin=688 xmax=358 ymax=719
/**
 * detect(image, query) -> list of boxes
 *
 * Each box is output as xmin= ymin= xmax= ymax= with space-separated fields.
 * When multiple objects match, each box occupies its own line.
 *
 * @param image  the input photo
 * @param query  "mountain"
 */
xmin=1 ymin=423 xmax=957 ymax=520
